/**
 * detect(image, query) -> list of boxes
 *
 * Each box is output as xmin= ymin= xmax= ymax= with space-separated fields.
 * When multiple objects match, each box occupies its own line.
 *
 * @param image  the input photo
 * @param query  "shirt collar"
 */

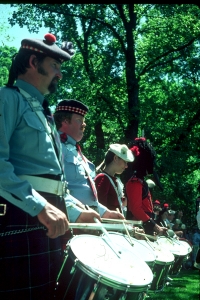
xmin=58 ymin=133 xmax=76 ymax=146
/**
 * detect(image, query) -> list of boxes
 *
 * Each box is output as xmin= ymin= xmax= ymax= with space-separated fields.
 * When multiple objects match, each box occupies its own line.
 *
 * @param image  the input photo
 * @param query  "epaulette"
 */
xmin=5 ymin=85 xmax=20 ymax=92
xmin=130 ymin=176 xmax=143 ymax=185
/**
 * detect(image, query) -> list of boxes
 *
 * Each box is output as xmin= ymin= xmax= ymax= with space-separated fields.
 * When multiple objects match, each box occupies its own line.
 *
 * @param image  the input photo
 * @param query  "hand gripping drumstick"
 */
xmin=68 ymin=222 xmax=157 ymax=240
xmin=134 ymin=231 xmax=158 ymax=241
xmin=102 ymin=213 xmax=157 ymax=242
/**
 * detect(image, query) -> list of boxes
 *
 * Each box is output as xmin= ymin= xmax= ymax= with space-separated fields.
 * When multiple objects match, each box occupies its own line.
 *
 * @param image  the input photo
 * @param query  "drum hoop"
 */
xmin=154 ymin=259 xmax=174 ymax=265
xmin=157 ymin=236 xmax=190 ymax=256
xmin=67 ymin=245 xmax=150 ymax=291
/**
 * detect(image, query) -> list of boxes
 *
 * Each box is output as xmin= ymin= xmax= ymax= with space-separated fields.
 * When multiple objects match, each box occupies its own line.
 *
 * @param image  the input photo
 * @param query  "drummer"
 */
xmin=94 ymin=143 xmax=146 ymax=239
xmin=165 ymin=209 xmax=176 ymax=229
xmin=54 ymin=99 xmax=125 ymax=224
xmin=94 ymin=143 xmax=134 ymax=216
xmin=124 ymin=137 xmax=168 ymax=236
xmin=152 ymin=199 xmax=162 ymax=220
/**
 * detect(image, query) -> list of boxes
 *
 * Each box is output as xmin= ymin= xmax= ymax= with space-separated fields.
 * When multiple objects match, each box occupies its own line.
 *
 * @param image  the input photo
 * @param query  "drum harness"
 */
xmin=100 ymin=172 xmax=126 ymax=216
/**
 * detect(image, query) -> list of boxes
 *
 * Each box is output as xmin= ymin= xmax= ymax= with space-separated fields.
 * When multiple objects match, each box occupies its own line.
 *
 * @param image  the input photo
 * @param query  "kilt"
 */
xmin=0 ymin=192 xmax=68 ymax=300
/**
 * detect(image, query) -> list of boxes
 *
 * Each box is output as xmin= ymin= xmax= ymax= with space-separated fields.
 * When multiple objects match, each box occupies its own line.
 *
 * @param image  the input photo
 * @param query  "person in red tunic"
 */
xmin=94 ymin=143 xmax=134 ymax=216
xmin=124 ymin=137 xmax=168 ymax=236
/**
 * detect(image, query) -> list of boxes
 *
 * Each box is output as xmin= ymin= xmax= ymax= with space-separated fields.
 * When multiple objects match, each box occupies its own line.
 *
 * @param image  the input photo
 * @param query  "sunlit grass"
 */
xmin=147 ymin=268 xmax=200 ymax=300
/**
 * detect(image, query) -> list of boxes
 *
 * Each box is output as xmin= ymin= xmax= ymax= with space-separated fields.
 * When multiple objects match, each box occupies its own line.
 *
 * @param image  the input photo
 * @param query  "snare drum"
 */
xmin=178 ymin=238 xmax=193 ymax=255
xmin=57 ymin=234 xmax=153 ymax=300
xmin=138 ymin=240 xmax=174 ymax=291
xmin=105 ymin=232 xmax=174 ymax=291
xmin=157 ymin=236 xmax=189 ymax=276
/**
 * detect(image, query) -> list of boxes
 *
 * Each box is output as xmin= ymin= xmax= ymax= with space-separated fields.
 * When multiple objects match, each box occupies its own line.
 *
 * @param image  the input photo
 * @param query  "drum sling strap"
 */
xmin=76 ymin=143 xmax=98 ymax=202
xmin=17 ymin=88 xmax=71 ymax=222
xmin=99 ymin=172 xmax=125 ymax=216
xmin=18 ymin=88 xmax=64 ymax=175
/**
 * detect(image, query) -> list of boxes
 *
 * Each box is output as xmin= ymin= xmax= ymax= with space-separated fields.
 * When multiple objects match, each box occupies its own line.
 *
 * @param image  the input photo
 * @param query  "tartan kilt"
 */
xmin=0 ymin=192 xmax=67 ymax=300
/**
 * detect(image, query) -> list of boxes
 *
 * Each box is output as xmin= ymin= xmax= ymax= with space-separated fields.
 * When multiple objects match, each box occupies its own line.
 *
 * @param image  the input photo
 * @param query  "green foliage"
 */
xmin=1 ymin=3 xmax=200 ymax=228
xmin=0 ymin=46 xmax=17 ymax=85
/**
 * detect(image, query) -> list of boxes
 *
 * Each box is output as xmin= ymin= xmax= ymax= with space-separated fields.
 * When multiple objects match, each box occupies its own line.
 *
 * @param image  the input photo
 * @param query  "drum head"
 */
xmin=138 ymin=240 xmax=174 ymax=264
xmin=178 ymin=239 xmax=192 ymax=254
xmin=104 ymin=232 xmax=156 ymax=266
xmin=157 ymin=236 xmax=189 ymax=256
xmin=68 ymin=234 xmax=153 ymax=290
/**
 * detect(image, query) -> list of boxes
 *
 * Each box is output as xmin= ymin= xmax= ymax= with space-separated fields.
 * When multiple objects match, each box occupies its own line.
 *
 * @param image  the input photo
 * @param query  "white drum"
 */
xmin=57 ymin=234 xmax=153 ymax=300
xmin=157 ymin=236 xmax=189 ymax=275
xmin=105 ymin=232 xmax=156 ymax=269
xmin=138 ymin=240 xmax=174 ymax=291
xmin=178 ymin=238 xmax=192 ymax=255
xmin=105 ymin=232 xmax=174 ymax=291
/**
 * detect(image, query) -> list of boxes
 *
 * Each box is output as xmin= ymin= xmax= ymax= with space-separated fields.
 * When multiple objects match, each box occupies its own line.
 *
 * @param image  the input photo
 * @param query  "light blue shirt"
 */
xmin=0 ymin=79 xmax=62 ymax=216
xmin=63 ymin=135 xmax=107 ymax=221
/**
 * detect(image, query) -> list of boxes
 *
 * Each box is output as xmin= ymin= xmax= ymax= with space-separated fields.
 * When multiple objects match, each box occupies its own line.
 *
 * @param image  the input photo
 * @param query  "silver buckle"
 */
xmin=62 ymin=181 xmax=69 ymax=195
xmin=62 ymin=181 xmax=66 ymax=195
xmin=0 ymin=204 xmax=6 ymax=216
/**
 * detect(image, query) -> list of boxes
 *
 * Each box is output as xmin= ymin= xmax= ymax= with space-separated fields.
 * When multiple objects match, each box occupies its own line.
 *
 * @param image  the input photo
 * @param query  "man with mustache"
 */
xmin=0 ymin=33 xmax=100 ymax=300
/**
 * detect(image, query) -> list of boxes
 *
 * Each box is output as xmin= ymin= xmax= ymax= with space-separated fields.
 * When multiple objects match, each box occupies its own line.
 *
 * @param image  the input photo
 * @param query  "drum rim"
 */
xmin=157 ymin=236 xmax=190 ymax=256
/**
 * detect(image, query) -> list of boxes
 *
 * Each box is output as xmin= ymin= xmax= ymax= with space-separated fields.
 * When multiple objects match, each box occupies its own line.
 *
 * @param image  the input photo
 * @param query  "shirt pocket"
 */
xmin=64 ymin=152 xmax=86 ymax=180
xmin=23 ymin=112 xmax=48 ymax=153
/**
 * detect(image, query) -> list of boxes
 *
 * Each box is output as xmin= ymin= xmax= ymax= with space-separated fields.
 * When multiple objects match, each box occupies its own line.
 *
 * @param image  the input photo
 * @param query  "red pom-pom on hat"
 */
xmin=44 ymin=33 xmax=56 ymax=43
xmin=135 ymin=137 xmax=146 ymax=141
xmin=130 ymin=145 xmax=140 ymax=156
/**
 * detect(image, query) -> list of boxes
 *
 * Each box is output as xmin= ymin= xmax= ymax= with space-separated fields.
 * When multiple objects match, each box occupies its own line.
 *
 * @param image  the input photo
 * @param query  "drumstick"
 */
xmin=93 ymin=217 xmax=121 ymax=258
xmin=102 ymin=218 xmax=143 ymax=225
xmin=69 ymin=223 xmax=157 ymax=241
xmin=116 ymin=208 xmax=134 ymax=246
xmin=69 ymin=222 xmax=133 ymax=232
xmin=133 ymin=231 xmax=158 ymax=241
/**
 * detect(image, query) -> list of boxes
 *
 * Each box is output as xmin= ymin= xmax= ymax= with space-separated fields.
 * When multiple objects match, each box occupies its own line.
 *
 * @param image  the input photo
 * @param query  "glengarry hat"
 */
xmin=146 ymin=179 xmax=156 ymax=188
xmin=109 ymin=144 xmax=134 ymax=162
xmin=168 ymin=209 xmax=176 ymax=215
xmin=55 ymin=99 xmax=89 ymax=117
xmin=153 ymin=199 xmax=161 ymax=206
xmin=21 ymin=33 xmax=75 ymax=62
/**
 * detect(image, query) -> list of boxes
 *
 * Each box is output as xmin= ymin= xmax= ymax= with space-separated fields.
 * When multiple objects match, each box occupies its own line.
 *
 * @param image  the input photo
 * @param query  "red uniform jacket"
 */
xmin=126 ymin=177 xmax=154 ymax=222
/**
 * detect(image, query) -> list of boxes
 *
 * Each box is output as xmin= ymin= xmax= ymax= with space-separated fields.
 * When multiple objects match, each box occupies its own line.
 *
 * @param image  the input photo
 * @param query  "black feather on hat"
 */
xmin=129 ymin=137 xmax=156 ymax=178
xmin=21 ymin=33 xmax=75 ymax=62
xmin=55 ymin=99 xmax=88 ymax=117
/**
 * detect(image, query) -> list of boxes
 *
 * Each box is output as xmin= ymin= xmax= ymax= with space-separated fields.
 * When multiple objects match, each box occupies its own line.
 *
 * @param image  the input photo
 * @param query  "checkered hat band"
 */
xmin=21 ymin=45 xmax=44 ymax=53
xmin=21 ymin=44 xmax=64 ymax=62
xmin=56 ymin=106 xmax=87 ymax=116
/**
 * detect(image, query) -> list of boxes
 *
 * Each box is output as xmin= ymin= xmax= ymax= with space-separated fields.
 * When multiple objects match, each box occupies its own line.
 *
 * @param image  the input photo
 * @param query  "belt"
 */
xmin=19 ymin=175 xmax=68 ymax=196
xmin=0 ymin=204 xmax=6 ymax=216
